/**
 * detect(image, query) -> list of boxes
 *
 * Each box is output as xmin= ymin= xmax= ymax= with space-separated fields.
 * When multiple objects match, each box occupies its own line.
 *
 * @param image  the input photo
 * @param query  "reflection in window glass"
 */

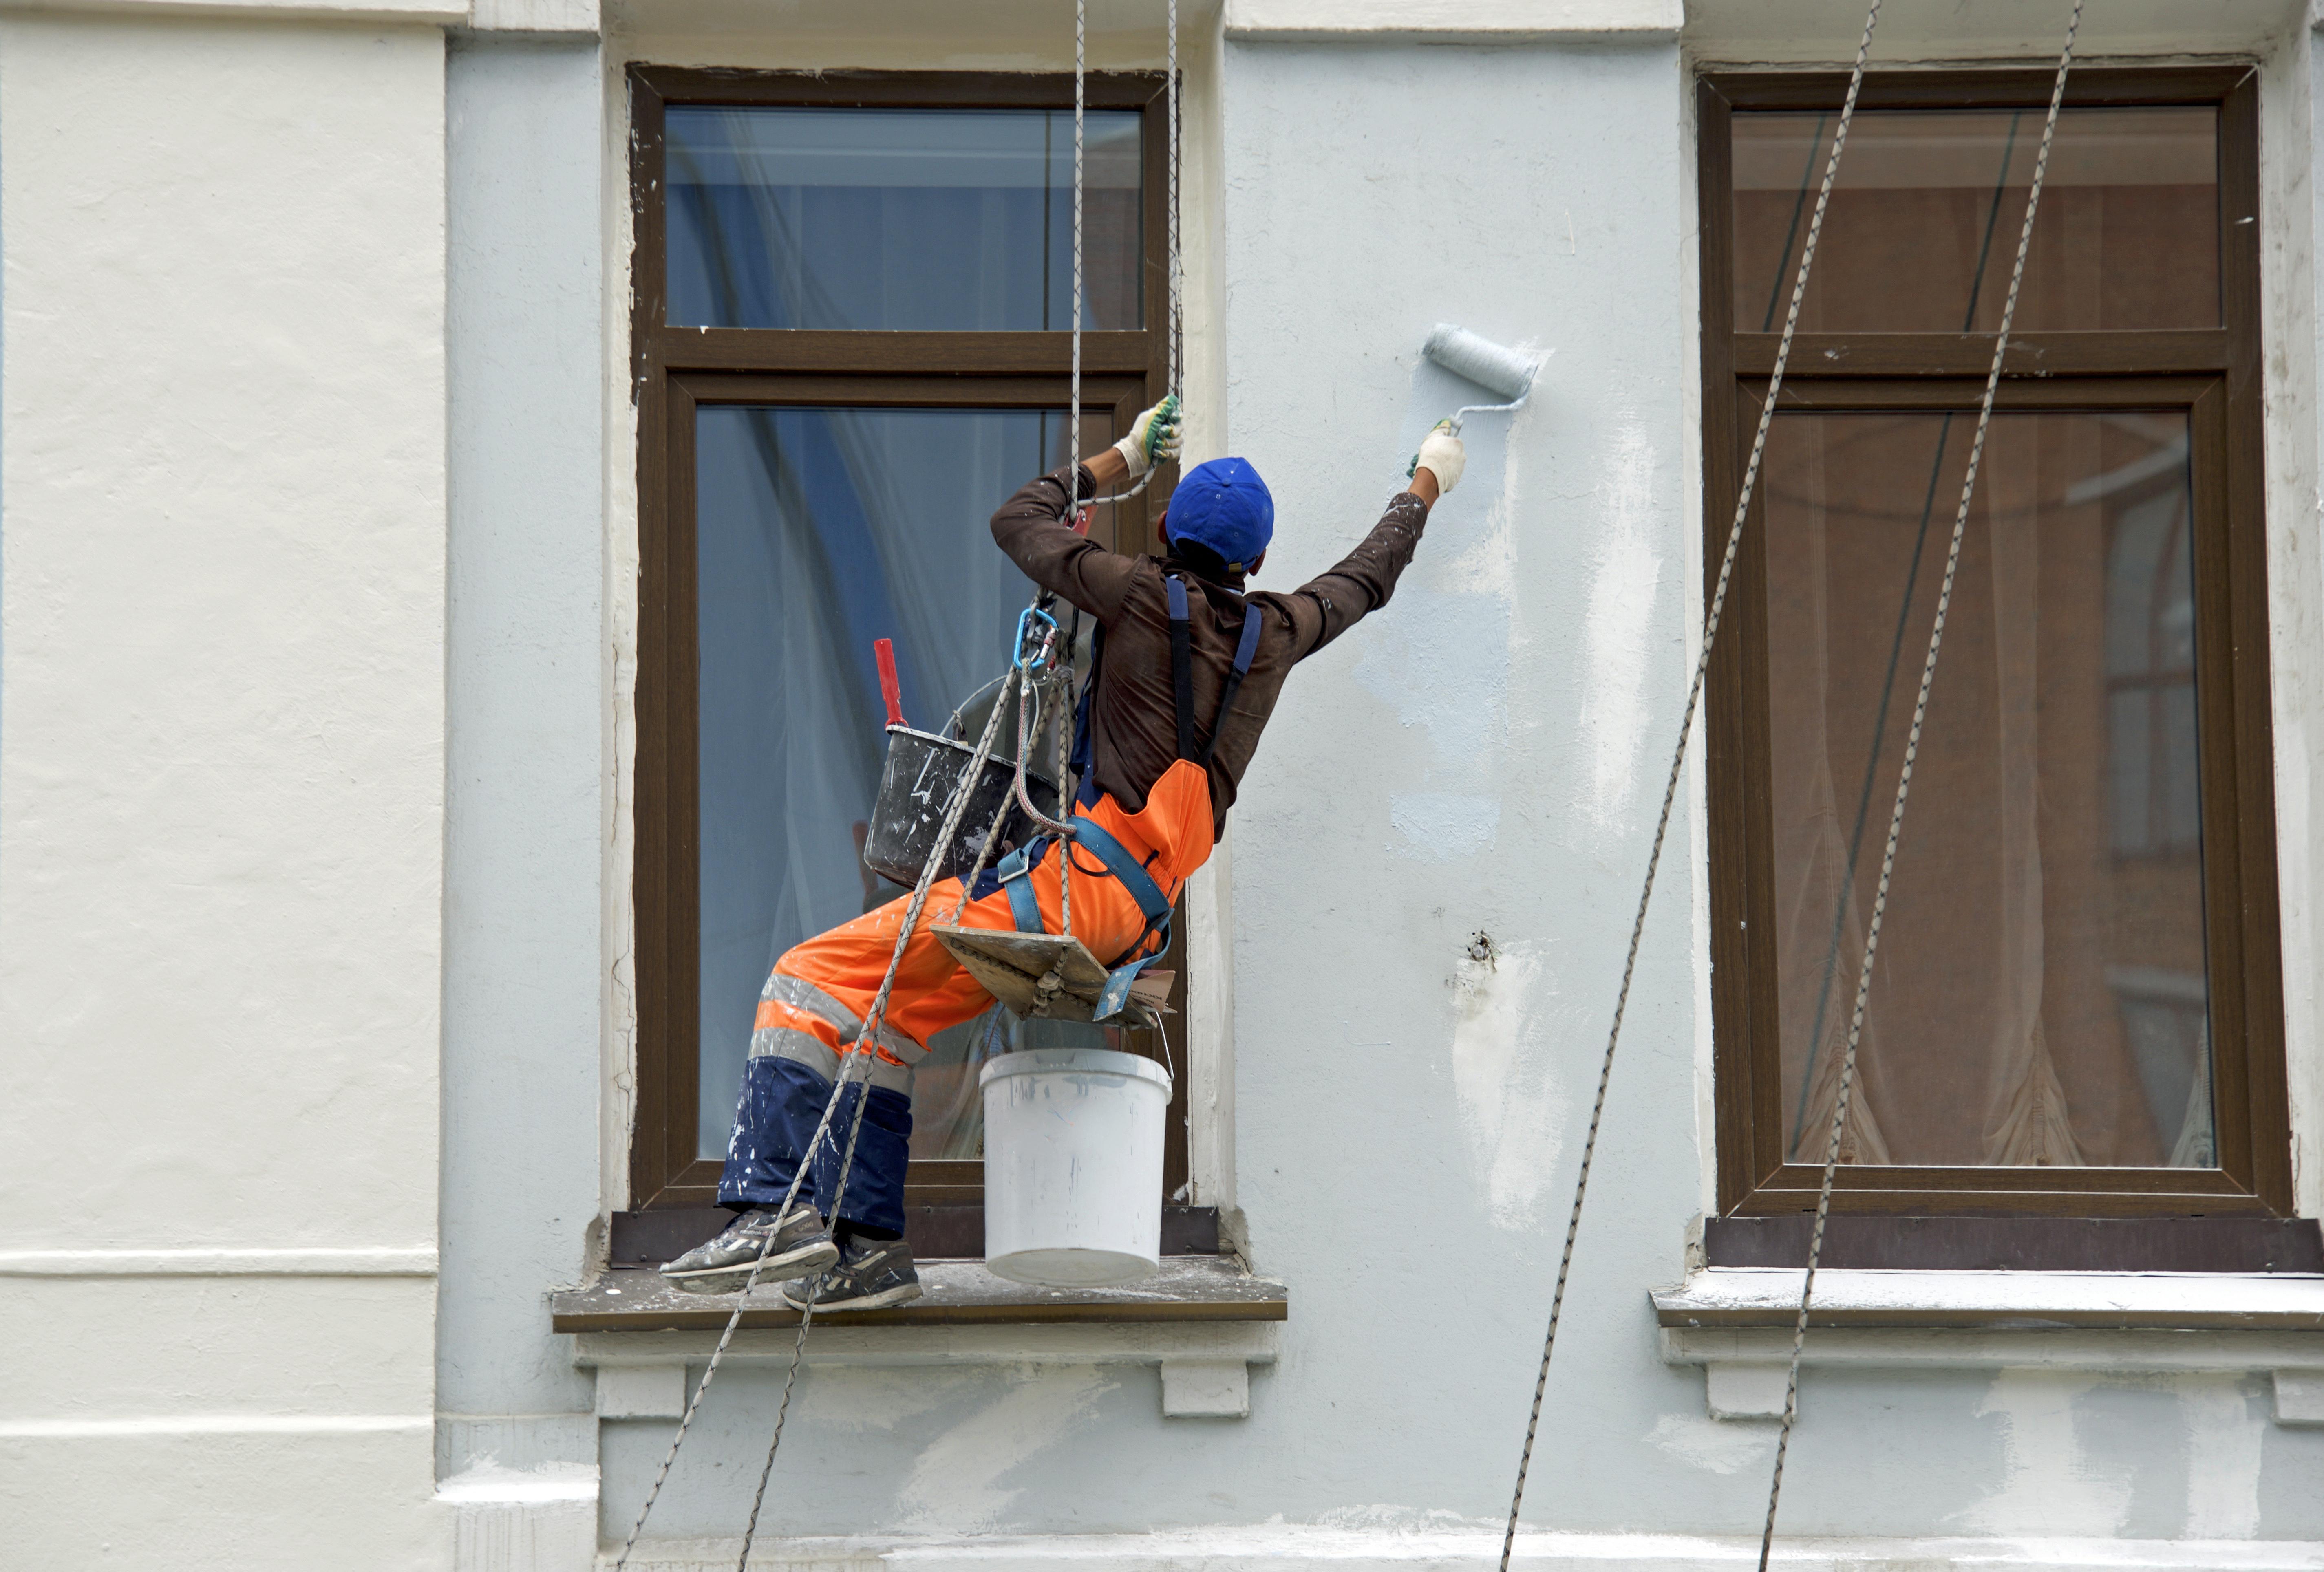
xmin=1733 ymin=107 xmax=2219 ymax=333
xmin=1761 ymin=412 xmax=2213 ymax=1169
xmin=666 ymin=107 xmax=1143 ymax=331
xmin=694 ymin=406 xmax=1102 ymax=1160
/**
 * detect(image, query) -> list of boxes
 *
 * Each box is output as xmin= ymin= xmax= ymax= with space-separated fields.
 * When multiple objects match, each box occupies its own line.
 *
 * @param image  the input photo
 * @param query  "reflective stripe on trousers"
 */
xmin=750 ymin=973 xmax=919 ymax=1093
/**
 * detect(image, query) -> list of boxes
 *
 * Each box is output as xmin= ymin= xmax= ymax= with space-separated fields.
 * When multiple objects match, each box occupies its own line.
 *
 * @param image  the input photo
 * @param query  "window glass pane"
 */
xmin=1762 ymin=410 xmax=2212 ymax=1167
xmin=694 ymin=405 xmax=1108 ymax=1161
xmin=1733 ymin=107 xmax=2219 ymax=333
xmin=666 ymin=107 xmax=1143 ymax=331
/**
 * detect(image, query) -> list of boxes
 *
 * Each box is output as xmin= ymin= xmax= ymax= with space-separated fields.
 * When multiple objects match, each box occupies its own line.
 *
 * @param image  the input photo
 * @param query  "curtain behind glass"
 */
xmin=695 ymin=406 xmax=1067 ymax=1158
xmin=1762 ymin=411 xmax=2212 ymax=1169
xmin=666 ymin=107 xmax=1143 ymax=331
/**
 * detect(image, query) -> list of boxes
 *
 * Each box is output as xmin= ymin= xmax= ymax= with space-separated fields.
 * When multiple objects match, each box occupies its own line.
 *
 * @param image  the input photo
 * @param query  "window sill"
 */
xmin=1653 ymin=1268 xmax=2324 ymax=1424
xmin=555 ymin=1257 xmax=1285 ymax=1419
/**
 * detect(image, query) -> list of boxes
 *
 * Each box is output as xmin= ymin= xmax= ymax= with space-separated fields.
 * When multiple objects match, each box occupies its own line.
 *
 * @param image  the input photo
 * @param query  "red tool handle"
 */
xmin=1074 ymin=505 xmax=1094 ymax=536
xmin=874 ymin=639 xmax=904 ymax=727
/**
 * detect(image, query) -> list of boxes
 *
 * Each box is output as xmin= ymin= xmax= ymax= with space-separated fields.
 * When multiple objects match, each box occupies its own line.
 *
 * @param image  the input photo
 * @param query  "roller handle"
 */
xmin=874 ymin=638 xmax=905 ymax=727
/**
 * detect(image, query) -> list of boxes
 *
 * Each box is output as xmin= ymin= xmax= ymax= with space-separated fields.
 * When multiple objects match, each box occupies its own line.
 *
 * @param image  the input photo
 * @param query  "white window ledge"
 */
xmin=1653 ymin=1269 xmax=2324 ymax=1424
xmin=560 ymin=1257 xmax=1284 ymax=1420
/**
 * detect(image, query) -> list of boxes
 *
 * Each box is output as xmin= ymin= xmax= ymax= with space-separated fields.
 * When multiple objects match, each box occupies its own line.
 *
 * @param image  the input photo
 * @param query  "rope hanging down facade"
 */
xmin=616 ymin=0 xmax=1182 ymax=1561
xmin=1755 ymin=8 xmax=2082 ymax=1569
xmin=1497 ymin=3 xmax=2083 ymax=1569
xmin=1494 ymin=4 xmax=1886 ymax=1566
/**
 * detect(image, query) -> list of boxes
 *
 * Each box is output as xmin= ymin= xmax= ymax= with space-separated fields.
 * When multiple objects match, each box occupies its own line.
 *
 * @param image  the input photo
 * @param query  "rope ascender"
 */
xmin=1494 ymin=6 xmax=2083 ymax=1572
xmin=612 ymin=0 xmax=1183 ymax=1563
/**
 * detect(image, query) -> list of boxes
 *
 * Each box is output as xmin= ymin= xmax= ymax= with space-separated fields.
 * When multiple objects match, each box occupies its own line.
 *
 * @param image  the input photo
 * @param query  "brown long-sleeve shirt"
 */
xmin=990 ymin=464 xmax=1430 ymax=839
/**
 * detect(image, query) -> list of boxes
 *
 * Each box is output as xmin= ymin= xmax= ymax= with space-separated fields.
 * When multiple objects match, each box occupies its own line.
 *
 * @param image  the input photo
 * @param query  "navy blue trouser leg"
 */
xmin=717 ymin=1056 xmax=912 ymax=1236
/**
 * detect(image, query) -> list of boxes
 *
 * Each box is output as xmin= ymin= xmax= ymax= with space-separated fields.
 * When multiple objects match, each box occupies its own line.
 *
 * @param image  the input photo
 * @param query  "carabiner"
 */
xmin=1013 ymin=604 xmax=1060 ymax=672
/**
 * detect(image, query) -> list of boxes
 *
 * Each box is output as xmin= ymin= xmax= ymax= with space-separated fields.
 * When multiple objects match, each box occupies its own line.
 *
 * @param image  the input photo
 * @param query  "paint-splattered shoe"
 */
xmin=660 ymin=1206 xmax=838 ymax=1294
xmin=781 ymin=1235 xmax=922 ymax=1312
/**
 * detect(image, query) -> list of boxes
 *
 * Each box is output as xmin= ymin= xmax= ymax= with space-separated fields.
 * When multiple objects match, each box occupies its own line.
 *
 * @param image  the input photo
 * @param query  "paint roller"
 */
xmin=1420 ymin=322 xmax=1548 ymax=434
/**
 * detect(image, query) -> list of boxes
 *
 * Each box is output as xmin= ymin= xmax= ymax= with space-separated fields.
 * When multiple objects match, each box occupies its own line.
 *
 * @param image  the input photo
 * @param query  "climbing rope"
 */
xmin=1081 ymin=0 xmax=1184 ymax=509
xmin=1069 ymin=0 xmax=1084 ymax=469
xmin=1495 ymin=4 xmax=1886 ymax=1567
xmin=1755 ymin=8 xmax=2082 ymax=1570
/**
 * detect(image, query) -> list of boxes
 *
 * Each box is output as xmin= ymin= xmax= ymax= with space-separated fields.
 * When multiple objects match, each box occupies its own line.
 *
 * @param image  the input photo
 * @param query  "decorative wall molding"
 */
xmin=1223 ymin=0 xmax=1679 ymax=42
xmin=0 ymin=1246 xmax=439 ymax=1277
xmin=575 ymin=1321 xmax=1279 ymax=1420
xmin=0 ymin=0 xmax=468 ymax=25
xmin=0 ymin=1414 xmax=432 ymax=1439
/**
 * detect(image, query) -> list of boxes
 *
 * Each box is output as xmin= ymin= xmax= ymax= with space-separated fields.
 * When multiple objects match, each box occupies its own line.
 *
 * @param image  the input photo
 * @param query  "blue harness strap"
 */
xmin=990 ymin=571 xmax=1262 ymax=1020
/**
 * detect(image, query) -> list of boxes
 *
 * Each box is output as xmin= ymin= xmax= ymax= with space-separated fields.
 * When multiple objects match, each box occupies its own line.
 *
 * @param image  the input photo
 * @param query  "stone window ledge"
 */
xmin=1653 ymin=1268 xmax=2324 ymax=1424
xmin=554 ymin=1257 xmax=1284 ymax=1419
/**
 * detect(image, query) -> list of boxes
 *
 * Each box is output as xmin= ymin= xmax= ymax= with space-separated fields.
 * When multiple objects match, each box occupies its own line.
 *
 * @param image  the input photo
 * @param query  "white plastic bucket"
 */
xmin=979 ymin=1047 xmax=1171 ymax=1287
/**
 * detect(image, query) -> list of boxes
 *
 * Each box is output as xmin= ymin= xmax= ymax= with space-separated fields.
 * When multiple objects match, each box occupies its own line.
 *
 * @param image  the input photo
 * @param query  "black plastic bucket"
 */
xmin=863 ymin=725 xmax=1063 ymax=889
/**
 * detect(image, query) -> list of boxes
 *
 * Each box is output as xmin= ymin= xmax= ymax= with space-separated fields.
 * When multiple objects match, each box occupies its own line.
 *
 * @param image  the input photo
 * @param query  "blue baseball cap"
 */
xmin=1166 ymin=457 xmax=1274 ymax=571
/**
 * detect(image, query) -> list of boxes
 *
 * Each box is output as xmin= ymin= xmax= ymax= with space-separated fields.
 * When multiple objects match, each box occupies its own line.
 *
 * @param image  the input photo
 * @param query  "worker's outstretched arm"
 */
xmin=990 ymin=397 xmax=1183 ymax=619
xmin=1279 ymin=425 xmax=1464 ymax=661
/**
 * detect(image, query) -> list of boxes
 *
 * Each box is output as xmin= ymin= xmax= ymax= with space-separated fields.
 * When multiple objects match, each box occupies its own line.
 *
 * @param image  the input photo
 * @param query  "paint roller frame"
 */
xmin=1421 ymin=322 xmax=1549 ymax=434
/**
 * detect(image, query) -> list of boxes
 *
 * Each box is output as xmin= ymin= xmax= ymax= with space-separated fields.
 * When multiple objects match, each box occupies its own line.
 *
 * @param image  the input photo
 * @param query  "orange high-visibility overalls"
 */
xmin=718 ymin=575 xmax=1262 ymax=1232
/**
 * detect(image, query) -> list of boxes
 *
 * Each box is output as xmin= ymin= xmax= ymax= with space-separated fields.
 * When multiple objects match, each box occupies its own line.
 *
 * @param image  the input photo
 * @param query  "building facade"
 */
xmin=6 ymin=0 xmax=2324 ymax=1568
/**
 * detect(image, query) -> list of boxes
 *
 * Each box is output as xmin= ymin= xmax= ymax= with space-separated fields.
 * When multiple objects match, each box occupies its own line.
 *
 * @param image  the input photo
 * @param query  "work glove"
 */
xmin=1409 ymin=420 xmax=1466 ymax=495
xmin=1113 ymin=394 xmax=1183 ymax=479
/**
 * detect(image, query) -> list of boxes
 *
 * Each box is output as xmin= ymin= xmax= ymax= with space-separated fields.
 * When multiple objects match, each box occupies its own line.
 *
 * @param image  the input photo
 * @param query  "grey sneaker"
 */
xmin=660 ymin=1206 xmax=839 ymax=1294
xmin=781 ymin=1235 xmax=923 ymax=1312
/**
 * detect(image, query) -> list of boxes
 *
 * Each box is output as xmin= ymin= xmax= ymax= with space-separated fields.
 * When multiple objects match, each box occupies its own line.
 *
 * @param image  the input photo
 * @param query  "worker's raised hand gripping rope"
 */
xmin=1495 ymin=4 xmax=1884 ymax=1569
xmin=611 ymin=670 xmax=1023 ymax=1572
xmin=1754 ymin=9 xmax=2081 ymax=1572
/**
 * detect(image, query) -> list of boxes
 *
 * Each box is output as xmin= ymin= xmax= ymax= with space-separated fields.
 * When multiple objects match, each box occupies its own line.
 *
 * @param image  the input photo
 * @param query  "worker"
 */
xmin=663 ymin=399 xmax=1468 ymax=1309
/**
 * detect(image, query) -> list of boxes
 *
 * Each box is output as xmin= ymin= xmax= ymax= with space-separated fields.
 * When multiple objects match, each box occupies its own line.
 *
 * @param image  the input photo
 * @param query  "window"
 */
xmin=628 ymin=69 xmax=1189 ymax=1228
xmin=1698 ymin=69 xmax=2291 ymax=1225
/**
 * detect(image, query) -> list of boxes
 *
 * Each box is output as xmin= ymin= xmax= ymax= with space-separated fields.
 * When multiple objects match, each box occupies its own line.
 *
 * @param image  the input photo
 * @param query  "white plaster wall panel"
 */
xmin=0 ymin=1427 xmax=446 ymax=1569
xmin=439 ymin=33 xmax=606 ymax=1462
xmin=21 ymin=0 xmax=466 ymax=19
xmin=609 ymin=0 xmax=1210 ymax=72
xmin=0 ymin=11 xmax=448 ymax=1249
xmin=469 ymin=0 xmax=598 ymax=31
xmin=0 ymin=12 xmax=449 ymax=1565
xmin=0 ymin=1276 xmax=434 ymax=1421
xmin=1225 ymin=0 xmax=1680 ymax=40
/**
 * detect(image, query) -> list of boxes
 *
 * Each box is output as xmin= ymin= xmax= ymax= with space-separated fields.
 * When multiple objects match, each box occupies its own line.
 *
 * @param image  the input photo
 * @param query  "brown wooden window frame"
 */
xmin=626 ymin=66 xmax=1191 ymax=1223
xmin=1697 ymin=66 xmax=2295 ymax=1224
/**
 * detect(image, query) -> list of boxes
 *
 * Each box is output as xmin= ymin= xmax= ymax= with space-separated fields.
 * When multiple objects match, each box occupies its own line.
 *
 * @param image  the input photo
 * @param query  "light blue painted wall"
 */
xmin=428 ymin=31 xmax=2324 ymax=1551
xmin=439 ymin=33 xmax=606 ymax=1467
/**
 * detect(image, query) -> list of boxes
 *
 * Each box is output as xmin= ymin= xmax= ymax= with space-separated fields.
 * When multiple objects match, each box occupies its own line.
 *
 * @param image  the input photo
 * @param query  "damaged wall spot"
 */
xmin=1449 ymin=940 xmax=1569 ymax=1231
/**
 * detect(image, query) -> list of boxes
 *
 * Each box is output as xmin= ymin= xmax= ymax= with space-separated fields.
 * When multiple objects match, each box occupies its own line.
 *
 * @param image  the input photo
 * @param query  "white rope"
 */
xmin=1086 ymin=0 xmax=1182 ymax=509
xmin=1166 ymin=0 xmax=1181 ymax=399
xmin=1070 ymin=0 xmax=1085 ymax=470
xmin=1754 ymin=10 xmax=2082 ymax=1570
xmin=1494 ymin=5 xmax=1885 ymax=1568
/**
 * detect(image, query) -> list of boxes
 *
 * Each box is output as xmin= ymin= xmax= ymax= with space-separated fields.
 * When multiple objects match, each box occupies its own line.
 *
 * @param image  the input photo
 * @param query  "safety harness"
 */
xmin=984 ymin=572 xmax=1261 ymax=1020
